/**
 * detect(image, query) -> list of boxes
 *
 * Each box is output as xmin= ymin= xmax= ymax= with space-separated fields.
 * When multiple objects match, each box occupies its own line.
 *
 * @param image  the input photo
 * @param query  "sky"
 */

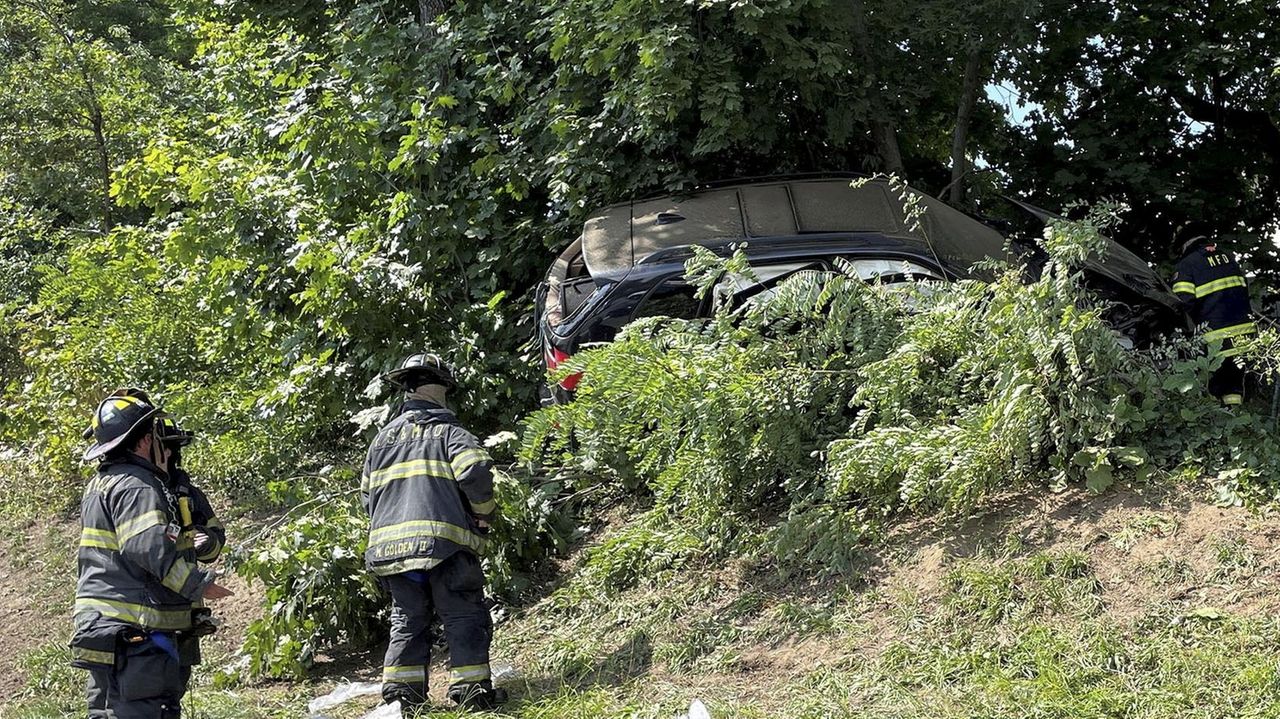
xmin=986 ymin=83 xmax=1040 ymax=126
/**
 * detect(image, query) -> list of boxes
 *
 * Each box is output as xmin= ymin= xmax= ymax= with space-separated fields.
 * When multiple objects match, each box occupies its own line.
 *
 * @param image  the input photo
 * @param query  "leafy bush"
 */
xmin=522 ymin=212 xmax=1280 ymax=575
xmin=231 ymin=474 xmax=380 ymax=680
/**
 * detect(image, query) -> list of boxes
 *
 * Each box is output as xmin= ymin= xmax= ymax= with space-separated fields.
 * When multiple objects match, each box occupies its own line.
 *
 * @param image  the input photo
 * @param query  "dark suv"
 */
xmin=534 ymin=177 xmax=1180 ymax=403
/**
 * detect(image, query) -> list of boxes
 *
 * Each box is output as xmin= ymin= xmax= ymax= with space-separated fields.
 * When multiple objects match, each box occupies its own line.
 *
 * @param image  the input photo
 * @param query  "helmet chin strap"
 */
xmin=149 ymin=423 xmax=167 ymax=471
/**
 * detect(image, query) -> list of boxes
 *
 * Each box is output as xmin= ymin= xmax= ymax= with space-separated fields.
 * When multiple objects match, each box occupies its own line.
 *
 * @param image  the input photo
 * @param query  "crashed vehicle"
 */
xmin=535 ymin=176 xmax=1181 ymax=403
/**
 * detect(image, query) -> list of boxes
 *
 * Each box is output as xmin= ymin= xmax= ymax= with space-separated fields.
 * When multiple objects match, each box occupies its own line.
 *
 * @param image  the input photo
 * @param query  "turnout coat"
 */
xmin=72 ymin=456 xmax=215 ymax=670
xmin=361 ymin=400 xmax=496 ymax=576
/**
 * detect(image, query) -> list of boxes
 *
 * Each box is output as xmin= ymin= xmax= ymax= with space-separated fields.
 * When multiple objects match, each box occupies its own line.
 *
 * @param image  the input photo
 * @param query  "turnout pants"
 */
xmin=381 ymin=551 xmax=493 ymax=706
xmin=1209 ymin=339 xmax=1247 ymax=406
xmin=85 ymin=633 xmax=185 ymax=719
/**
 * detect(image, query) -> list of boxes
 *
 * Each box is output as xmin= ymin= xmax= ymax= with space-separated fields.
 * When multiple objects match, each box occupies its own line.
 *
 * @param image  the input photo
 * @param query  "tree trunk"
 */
xmin=848 ymin=0 xmax=906 ymax=176
xmin=90 ymin=108 xmax=113 ymax=233
xmin=418 ymin=0 xmax=448 ymax=28
xmin=417 ymin=0 xmax=452 ymax=85
xmin=948 ymin=46 xmax=985 ymax=205
xmin=19 ymin=0 xmax=114 ymax=231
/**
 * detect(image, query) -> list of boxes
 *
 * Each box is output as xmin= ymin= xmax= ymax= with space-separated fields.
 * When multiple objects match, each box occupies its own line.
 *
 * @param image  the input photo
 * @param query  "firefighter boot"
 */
xmin=446 ymin=680 xmax=508 ymax=710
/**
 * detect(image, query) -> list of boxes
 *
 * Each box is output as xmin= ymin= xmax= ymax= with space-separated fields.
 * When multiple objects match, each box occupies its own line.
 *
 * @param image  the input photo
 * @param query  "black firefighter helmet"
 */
xmin=381 ymin=352 xmax=457 ymax=391
xmin=82 ymin=392 xmax=165 ymax=462
xmin=1178 ymin=221 xmax=1215 ymax=256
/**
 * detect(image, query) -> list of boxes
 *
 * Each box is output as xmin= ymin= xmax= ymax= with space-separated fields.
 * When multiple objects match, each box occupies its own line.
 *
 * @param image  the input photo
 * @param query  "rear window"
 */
xmin=633 ymin=279 xmax=700 ymax=321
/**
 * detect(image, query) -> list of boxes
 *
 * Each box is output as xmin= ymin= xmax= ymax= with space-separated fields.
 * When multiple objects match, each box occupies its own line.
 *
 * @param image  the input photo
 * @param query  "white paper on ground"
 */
xmin=491 ymin=659 xmax=520 ymax=683
xmin=676 ymin=698 xmax=711 ymax=719
xmin=307 ymin=681 xmax=383 ymax=715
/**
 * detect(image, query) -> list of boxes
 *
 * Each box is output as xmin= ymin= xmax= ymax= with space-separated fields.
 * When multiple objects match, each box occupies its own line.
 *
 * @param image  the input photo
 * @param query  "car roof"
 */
xmin=580 ymin=177 xmax=1012 ymax=282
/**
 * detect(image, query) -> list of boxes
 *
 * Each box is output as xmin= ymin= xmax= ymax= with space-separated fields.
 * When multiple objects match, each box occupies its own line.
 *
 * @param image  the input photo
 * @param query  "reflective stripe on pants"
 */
xmin=381 ymin=551 xmax=493 ymax=706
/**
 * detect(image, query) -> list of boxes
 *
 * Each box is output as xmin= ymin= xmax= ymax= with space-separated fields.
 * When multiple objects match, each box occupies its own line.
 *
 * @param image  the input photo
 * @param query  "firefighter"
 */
xmin=71 ymin=390 xmax=233 ymax=719
xmin=361 ymin=353 xmax=506 ymax=710
xmin=155 ymin=416 xmax=227 ymax=693
xmin=1172 ymin=233 xmax=1257 ymax=405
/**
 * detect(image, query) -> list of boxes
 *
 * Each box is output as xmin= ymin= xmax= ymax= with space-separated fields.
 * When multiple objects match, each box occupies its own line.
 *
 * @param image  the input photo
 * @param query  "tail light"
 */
xmin=546 ymin=346 xmax=583 ymax=391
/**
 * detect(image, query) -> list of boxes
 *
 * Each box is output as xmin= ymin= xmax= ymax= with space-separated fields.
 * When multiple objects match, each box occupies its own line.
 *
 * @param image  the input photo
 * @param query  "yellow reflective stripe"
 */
xmin=73 ymin=647 xmax=116 ymax=665
xmin=368 ymin=556 xmax=443 ymax=576
xmin=161 ymin=559 xmax=194 ymax=593
xmin=116 ymin=510 xmax=167 ymax=544
xmin=369 ymin=520 xmax=482 ymax=549
xmin=449 ymin=663 xmax=491 ymax=683
xmin=196 ymin=539 xmax=223 ymax=562
xmin=80 ymin=527 xmax=119 ymax=551
xmin=1223 ymin=394 xmax=1244 ymax=406
xmin=1194 ymin=276 xmax=1246 ymax=298
xmin=383 ymin=665 xmax=427 ymax=682
xmin=471 ymin=498 xmax=496 ymax=515
xmin=367 ymin=459 xmax=453 ymax=491
xmin=177 ymin=497 xmax=194 ymax=527
xmin=74 ymin=598 xmax=191 ymax=631
xmin=450 ymin=448 xmax=490 ymax=476
xmin=88 ymin=475 xmax=124 ymax=495
xmin=1172 ymin=281 xmax=1196 ymax=295
xmin=1205 ymin=322 xmax=1256 ymax=342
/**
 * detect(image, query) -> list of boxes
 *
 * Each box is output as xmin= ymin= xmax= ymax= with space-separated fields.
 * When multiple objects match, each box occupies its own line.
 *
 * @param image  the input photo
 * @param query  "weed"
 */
xmin=1111 ymin=512 xmax=1180 ymax=551
xmin=943 ymin=562 xmax=1021 ymax=624
xmin=1147 ymin=556 xmax=1196 ymax=585
xmin=654 ymin=616 xmax=744 ymax=672
xmin=1209 ymin=537 xmax=1258 ymax=581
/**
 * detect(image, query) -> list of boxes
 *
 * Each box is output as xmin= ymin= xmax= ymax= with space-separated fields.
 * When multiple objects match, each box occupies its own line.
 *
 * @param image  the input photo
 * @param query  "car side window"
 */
xmin=838 ymin=257 xmax=941 ymax=282
xmin=632 ymin=278 xmax=700 ymax=321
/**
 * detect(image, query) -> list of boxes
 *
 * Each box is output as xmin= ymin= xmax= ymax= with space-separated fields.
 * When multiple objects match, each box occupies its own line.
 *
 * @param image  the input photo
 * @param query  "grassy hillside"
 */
xmin=6 ymin=483 xmax=1280 ymax=718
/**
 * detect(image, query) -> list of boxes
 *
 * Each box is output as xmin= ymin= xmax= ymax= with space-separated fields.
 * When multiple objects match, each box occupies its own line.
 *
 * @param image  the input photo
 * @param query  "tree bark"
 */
xmin=948 ymin=46 xmax=985 ymax=205
xmin=417 ymin=0 xmax=452 ymax=85
xmin=89 ymin=105 xmax=113 ymax=233
xmin=848 ymin=0 xmax=906 ymax=176
xmin=418 ymin=0 xmax=449 ymax=28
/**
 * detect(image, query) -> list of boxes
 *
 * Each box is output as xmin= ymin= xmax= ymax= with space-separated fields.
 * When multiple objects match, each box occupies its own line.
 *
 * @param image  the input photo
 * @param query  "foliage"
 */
xmin=231 ymin=473 xmax=381 ymax=680
xmin=2 ymin=0 xmax=1279 ymax=514
xmin=523 ymin=214 xmax=1280 ymax=576
xmin=0 ymin=0 xmax=186 ymax=229
xmin=0 ymin=0 xmax=1048 ymax=505
xmin=999 ymin=0 xmax=1280 ymax=280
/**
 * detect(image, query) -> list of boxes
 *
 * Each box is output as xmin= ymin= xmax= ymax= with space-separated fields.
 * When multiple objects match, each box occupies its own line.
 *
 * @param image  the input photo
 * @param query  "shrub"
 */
xmin=522 ymin=211 xmax=1280 ymax=575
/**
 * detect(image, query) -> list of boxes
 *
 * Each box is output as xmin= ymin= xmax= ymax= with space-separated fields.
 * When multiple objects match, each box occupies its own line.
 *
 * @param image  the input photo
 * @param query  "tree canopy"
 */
xmin=1 ymin=0 xmax=1278 ymax=498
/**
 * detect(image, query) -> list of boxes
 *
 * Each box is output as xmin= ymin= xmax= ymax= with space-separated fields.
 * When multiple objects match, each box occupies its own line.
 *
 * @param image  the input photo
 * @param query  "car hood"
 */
xmin=1002 ymin=197 xmax=1180 ymax=312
